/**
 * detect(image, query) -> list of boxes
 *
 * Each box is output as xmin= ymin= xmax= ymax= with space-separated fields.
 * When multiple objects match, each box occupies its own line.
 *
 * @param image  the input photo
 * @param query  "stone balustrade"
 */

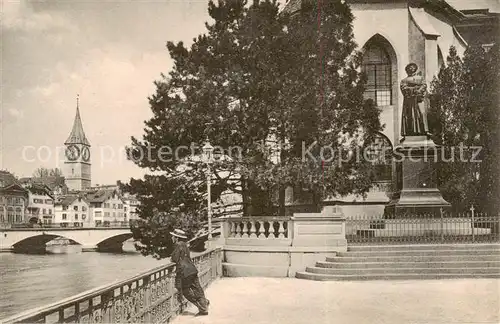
xmin=0 ymin=248 xmax=222 ymax=324
xmin=226 ymin=216 xmax=291 ymax=239
xmin=221 ymin=208 xmax=347 ymax=278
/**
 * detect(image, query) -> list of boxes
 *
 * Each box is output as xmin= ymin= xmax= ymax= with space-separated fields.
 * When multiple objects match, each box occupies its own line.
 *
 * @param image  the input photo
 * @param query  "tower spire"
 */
xmin=65 ymin=95 xmax=90 ymax=146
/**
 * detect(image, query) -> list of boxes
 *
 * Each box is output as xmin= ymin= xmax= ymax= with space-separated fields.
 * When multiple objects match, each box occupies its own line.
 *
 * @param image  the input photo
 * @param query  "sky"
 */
xmin=1 ymin=0 xmax=498 ymax=185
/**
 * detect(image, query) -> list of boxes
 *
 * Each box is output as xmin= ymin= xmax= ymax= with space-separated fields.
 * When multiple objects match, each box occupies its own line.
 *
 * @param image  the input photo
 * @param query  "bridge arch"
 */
xmin=3 ymin=228 xmax=133 ymax=253
xmin=94 ymin=233 xmax=134 ymax=253
xmin=12 ymin=234 xmax=77 ymax=254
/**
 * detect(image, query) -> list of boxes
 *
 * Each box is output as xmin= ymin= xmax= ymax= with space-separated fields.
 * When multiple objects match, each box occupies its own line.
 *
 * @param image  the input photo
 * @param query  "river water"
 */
xmin=0 ymin=241 xmax=171 ymax=320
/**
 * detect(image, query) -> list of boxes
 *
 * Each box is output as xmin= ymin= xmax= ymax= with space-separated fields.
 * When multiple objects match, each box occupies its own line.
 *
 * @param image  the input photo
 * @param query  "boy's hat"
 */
xmin=170 ymin=229 xmax=188 ymax=239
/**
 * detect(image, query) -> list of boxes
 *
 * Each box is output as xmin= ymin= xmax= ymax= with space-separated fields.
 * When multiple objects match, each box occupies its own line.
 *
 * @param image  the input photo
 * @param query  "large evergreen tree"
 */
xmin=430 ymin=44 xmax=500 ymax=213
xmin=122 ymin=0 xmax=380 ymax=259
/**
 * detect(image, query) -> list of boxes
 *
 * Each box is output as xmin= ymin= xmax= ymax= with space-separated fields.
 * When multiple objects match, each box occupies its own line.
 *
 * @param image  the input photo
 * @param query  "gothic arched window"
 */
xmin=362 ymin=43 xmax=392 ymax=106
xmin=364 ymin=133 xmax=393 ymax=182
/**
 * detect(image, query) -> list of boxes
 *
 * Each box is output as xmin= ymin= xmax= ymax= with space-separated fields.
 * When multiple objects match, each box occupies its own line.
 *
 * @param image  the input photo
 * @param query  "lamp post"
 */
xmin=202 ymin=139 xmax=214 ymax=241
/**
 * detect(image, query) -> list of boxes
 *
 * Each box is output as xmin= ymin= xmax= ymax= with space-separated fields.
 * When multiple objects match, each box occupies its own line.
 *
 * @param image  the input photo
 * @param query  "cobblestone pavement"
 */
xmin=172 ymin=277 xmax=500 ymax=324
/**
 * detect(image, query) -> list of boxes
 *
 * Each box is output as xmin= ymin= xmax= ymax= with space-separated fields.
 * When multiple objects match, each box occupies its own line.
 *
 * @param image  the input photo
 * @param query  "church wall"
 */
xmin=424 ymin=10 xmax=467 ymax=78
xmin=408 ymin=13 xmax=427 ymax=79
xmin=321 ymin=1 xmax=467 ymax=215
xmin=64 ymin=149 xmax=91 ymax=191
xmin=350 ymin=2 xmax=408 ymax=147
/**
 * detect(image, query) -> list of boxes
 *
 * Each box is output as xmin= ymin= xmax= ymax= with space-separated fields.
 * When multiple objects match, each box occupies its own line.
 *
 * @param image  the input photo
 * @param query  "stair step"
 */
xmin=326 ymin=254 xmax=500 ymax=263
xmin=296 ymin=271 xmax=500 ymax=281
xmin=338 ymin=249 xmax=500 ymax=257
xmin=347 ymin=243 xmax=500 ymax=252
xmin=305 ymin=266 xmax=500 ymax=275
xmin=316 ymin=260 xmax=500 ymax=269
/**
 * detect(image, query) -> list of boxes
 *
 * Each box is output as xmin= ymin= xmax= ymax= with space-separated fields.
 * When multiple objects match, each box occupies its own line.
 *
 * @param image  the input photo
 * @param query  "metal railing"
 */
xmin=0 ymin=248 xmax=223 ymax=324
xmin=346 ymin=210 xmax=500 ymax=245
xmin=1 ymin=222 xmax=130 ymax=229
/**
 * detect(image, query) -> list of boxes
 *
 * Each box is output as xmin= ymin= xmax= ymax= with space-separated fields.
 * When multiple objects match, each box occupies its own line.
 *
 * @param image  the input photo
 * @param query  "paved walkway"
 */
xmin=173 ymin=277 xmax=500 ymax=324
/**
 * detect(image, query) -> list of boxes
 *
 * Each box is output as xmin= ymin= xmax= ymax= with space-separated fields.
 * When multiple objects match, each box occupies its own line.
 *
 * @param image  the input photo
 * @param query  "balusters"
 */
xmin=278 ymin=221 xmax=285 ymax=238
xmin=229 ymin=221 xmax=236 ymax=238
xmin=258 ymin=221 xmax=266 ymax=239
xmin=233 ymin=222 xmax=240 ymax=238
xmin=241 ymin=222 xmax=249 ymax=238
xmin=249 ymin=221 xmax=257 ymax=238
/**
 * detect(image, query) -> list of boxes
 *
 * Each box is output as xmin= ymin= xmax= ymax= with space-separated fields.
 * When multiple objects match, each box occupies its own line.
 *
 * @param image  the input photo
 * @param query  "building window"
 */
xmin=82 ymin=206 xmax=87 ymax=212
xmin=15 ymin=207 xmax=22 ymax=223
xmin=63 ymin=206 xmax=68 ymax=211
xmin=364 ymin=133 xmax=393 ymax=182
xmin=74 ymin=206 xmax=78 ymax=211
xmin=75 ymin=214 xmax=79 ymax=220
xmin=7 ymin=207 xmax=14 ymax=223
xmin=362 ymin=43 xmax=392 ymax=106
xmin=62 ymin=213 xmax=67 ymax=220
xmin=49 ymin=209 xmax=52 ymax=215
xmin=45 ymin=199 xmax=53 ymax=204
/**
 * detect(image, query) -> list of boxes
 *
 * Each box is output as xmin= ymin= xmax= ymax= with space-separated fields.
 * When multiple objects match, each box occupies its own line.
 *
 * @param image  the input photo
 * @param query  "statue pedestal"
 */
xmin=385 ymin=136 xmax=450 ymax=217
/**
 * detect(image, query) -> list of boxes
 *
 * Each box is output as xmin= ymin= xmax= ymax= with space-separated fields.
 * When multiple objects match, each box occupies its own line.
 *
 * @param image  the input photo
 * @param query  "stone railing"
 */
xmin=226 ymin=216 xmax=291 ymax=239
xmin=0 ymin=248 xmax=223 ymax=324
xmin=221 ymin=209 xmax=348 ymax=277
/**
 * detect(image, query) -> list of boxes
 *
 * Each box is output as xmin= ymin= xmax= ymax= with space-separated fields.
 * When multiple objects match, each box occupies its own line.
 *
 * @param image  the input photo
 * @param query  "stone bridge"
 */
xmin=0 ymin=227 xmax=133 ymax=253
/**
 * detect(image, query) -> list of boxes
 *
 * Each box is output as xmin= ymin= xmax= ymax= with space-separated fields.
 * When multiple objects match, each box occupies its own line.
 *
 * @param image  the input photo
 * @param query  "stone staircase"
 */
xmin=296 ymin=243 xmax=500 ymax=280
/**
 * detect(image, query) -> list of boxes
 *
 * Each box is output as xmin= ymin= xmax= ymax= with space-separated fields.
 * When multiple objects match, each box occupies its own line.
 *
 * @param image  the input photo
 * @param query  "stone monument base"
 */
xmin=385 ymin=136 xmax=450 ymax=218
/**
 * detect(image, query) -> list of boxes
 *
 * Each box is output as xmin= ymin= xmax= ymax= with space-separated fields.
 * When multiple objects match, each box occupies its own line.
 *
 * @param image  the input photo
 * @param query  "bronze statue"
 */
xmin=400 ymin=63 xmax=431 ymax=138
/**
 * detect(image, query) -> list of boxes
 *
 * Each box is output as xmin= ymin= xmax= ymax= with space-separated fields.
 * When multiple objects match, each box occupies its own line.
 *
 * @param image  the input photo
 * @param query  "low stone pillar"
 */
xmin=288 ymin=207 xmax=347 ymax=276
xmin=291 ymin=207 xmax=347 ymax=247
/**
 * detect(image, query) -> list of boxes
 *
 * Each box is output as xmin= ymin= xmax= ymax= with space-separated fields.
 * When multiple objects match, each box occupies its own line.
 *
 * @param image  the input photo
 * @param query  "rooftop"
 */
xmin=282 ymin=0 xmax=466 ymax=20
xmin=0 ymin=170 xmax=18 ymax=188
xmin=65 ymin=100 xmax=90 ymax=146
xmin=19 ymin=176 xmax=67 ymax=192
xmin=84 ymin=189 xmax=121 ymax=203
xmin=54 ymin=195 xmax=87 ymax=207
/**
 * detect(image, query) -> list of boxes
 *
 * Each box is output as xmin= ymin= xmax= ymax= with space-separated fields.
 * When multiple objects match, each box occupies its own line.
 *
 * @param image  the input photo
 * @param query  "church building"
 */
xmin=64 ymin=98 xmax=92 ymax=192
xmin=283 ymin=0 xmax=498 ymax=215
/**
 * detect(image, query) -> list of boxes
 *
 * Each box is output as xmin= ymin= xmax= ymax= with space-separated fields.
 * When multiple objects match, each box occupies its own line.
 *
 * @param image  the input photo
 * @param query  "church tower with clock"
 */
xmin=64 ymin=96 xmax=91 ymax=191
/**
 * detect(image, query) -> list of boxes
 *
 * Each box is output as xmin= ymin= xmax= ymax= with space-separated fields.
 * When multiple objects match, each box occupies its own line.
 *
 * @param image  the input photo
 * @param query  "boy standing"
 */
xmin=170 ymin=229 xmax=210 ymax=316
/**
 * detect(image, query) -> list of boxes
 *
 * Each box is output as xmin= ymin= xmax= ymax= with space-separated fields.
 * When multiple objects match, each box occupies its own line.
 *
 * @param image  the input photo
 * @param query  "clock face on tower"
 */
xmin=65 ymin=145 xmax=80 ymax=161
xmin=81 ymin=146 xmax=90 ymax=162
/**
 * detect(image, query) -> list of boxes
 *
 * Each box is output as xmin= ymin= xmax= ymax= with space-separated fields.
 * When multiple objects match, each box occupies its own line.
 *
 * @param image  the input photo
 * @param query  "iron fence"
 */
xmin=346 ymin=210 xmax=500 ymax=244
xmin=0 ymin=248 xmax=223 ymax=324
